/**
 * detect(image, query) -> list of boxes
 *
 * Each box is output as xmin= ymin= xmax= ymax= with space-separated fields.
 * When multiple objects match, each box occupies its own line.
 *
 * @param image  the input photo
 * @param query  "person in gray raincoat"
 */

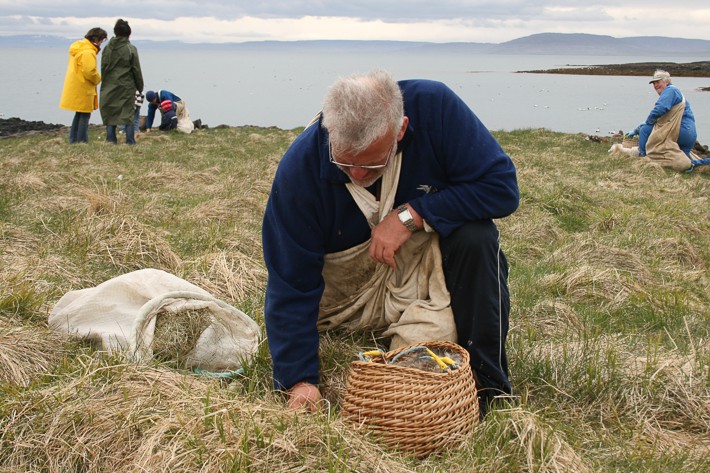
xmin=99 ymin=19 xmax=144 ymax=145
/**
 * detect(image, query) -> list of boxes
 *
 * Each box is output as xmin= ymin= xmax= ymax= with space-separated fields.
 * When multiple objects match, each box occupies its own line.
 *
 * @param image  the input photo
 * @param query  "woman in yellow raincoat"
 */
xmin=59 ymin=27 xmax=107 ymax=144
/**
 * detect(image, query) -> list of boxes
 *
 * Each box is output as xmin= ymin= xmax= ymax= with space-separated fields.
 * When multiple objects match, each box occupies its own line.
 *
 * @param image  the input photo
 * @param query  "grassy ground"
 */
xmin=1 ymin=126 xmax=708 ymax=472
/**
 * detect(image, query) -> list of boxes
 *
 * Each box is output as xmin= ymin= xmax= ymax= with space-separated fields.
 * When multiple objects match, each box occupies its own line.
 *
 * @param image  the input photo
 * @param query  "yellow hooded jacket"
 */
xmin=59 ymin=38 xmax=102 ymax=113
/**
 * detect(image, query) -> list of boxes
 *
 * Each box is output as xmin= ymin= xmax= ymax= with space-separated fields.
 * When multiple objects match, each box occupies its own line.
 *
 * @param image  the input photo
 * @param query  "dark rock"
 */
xmin=0 ymin=117 xmax=65 ymax=138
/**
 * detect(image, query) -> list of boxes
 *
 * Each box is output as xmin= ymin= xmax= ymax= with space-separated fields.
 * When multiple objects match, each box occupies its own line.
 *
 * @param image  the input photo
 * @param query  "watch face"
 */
xmin=397 ymin=207 xmax=417 ymax=232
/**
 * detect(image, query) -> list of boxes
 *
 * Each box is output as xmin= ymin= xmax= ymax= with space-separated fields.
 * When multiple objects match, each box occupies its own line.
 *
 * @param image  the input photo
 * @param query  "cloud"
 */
xmin=0 ymin=1 xmax=709 ymax=43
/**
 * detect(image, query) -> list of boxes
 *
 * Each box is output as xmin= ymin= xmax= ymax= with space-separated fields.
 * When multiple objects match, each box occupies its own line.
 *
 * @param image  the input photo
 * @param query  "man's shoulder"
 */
xmin=398 ymin=79 xmax=457 ymax=106
xmin=282 ymin=122 xmax=321 ymax=162
xmin=399 ymin=78 xmax=450 ymax=94
xmin=665 ymin=84 xmax=682 ymax=95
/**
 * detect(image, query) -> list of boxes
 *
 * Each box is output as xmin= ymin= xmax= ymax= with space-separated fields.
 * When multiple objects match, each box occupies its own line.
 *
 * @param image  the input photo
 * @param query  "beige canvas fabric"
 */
xmin=48 ymin=268 xmax=261 ymax=372
xmin=318 ymin=150 xmax=457 ymax=350
xmin=645 ymin=99 xmax=692 ymax=171
xmin=174 ymin=100 xmax=194 ymax=134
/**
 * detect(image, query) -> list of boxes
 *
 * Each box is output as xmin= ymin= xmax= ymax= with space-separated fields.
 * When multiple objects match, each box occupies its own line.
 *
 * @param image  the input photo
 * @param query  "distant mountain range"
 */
xmin=3 ymin=32 xmax=710 ymax=56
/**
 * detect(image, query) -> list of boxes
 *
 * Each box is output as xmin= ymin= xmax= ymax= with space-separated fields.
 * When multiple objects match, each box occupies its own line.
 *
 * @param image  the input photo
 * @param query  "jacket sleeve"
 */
xmin=408 ymin=83 xmax=519 ymax=237
xmin=79 ymin=49 xmax=101 ymax=86
xmin=130 ymin=46 xmax=144 ymax=93
xmin=146 ymin=103 xmax=157 ymax=129
xmin=262 ymin=133 xmax=325 ymax=391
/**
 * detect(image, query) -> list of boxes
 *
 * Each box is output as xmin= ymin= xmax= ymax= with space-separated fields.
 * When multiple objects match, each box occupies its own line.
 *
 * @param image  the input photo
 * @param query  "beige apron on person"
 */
xmin=645 ymin=98 xmax=692 ymax=172
xmin=318 ymin=148 xmax=457 ymax=350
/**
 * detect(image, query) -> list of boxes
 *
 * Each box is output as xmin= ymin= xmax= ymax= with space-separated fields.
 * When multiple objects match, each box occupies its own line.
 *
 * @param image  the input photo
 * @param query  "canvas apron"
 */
xmin=645 ymin=98 xmax=692 ymax=171
xmin=317 ymin=149 xmax=457 ymax=350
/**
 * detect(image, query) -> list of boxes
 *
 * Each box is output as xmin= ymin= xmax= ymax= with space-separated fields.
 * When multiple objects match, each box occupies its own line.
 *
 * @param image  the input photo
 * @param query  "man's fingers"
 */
xmin=288 ymin=382 xmax=322 ymax=412
xmin=383 ymin=249 xmax=397 ymax=269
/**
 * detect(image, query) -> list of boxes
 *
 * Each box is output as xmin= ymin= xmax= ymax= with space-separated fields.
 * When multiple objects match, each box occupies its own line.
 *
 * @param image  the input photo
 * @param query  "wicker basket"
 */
xmin=341 ymin=340 xmax=478 ymax=457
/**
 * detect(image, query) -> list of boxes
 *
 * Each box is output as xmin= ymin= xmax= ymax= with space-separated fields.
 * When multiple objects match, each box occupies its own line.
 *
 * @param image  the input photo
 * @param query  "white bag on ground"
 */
xmin=48 ymin=268 xmax=261 ymax=373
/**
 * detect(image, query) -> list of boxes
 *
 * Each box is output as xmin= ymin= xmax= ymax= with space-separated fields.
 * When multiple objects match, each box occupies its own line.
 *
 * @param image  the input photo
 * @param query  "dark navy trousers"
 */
xmin=439 ymin=220 xmax=512 ymax=403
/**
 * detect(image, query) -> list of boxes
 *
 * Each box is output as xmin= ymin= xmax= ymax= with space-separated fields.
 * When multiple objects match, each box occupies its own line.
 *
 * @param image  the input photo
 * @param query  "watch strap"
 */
xmin=396 ymin=205 xmax=418 ymax=232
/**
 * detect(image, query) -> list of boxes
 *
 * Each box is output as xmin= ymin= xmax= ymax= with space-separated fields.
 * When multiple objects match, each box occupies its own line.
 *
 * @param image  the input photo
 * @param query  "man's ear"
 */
xmin=397 ymin=116 xmax=409 ymax=141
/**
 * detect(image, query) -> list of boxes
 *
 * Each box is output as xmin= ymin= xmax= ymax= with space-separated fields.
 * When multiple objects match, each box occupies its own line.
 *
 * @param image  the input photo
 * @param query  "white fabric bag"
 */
xmin=48 ymin=268 xmax=261 ymax=373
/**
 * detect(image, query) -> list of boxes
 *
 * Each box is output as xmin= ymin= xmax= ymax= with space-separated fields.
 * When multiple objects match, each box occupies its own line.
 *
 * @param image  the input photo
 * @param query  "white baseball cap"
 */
xmin=649 ymin=71 xmax=671 ymax=83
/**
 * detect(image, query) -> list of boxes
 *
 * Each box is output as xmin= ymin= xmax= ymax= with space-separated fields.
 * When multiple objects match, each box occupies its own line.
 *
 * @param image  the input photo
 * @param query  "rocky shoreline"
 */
xmin=521 ymin=61 xmax=710 ymax=84
xmin=0 ymin=117 xmax=66 ymax=138
xmin=0 ymin=117 xmax=218 ymax=139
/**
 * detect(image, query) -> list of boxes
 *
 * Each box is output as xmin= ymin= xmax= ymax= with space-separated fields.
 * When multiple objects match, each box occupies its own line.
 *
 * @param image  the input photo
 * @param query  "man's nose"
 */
xmin=348 ymin=167 xmax=370 ymax=180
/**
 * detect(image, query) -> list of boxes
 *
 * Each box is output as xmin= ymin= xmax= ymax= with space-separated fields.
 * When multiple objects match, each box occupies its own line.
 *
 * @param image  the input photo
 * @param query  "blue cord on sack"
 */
xmin=192 ymin=367 xmax=245 ymax=379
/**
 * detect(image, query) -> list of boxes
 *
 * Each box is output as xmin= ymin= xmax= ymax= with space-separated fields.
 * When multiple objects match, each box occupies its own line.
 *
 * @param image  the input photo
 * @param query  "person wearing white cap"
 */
xmin=625 ymin=69 xmax=697 ymax=162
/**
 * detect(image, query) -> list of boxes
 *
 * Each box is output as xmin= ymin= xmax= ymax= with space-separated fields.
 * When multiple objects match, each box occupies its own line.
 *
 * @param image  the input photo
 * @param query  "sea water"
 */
xmin=2 ymin=47 xmax=709 ymax=140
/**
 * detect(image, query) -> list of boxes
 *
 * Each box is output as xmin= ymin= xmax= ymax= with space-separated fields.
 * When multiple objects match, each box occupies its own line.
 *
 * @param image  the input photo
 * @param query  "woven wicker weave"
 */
xmin=341 ymin=340 xmax=478 ymax=457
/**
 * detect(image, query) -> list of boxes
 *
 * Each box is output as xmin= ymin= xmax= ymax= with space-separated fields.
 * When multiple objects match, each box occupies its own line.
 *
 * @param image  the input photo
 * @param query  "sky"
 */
xmin=1 ymin=1 xmax=709 ymax=44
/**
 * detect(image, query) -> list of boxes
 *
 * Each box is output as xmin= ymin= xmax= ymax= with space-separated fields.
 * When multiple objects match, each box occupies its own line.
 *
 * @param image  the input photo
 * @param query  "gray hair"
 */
xmin=322 ymin=69 xmax=404 ymax=156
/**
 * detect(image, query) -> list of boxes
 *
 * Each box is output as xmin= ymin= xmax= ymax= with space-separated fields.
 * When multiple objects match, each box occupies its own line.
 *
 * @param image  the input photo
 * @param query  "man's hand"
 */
xmin=369 ymin=205 xmax=422 ymax=269
xmin=288 ymin=382 xmax=322 ymax=412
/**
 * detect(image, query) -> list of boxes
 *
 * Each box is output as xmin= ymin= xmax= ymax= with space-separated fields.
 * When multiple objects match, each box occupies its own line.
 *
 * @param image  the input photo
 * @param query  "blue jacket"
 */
xmin=262 ymin=79 xmax=519 ymax=390
xmin=146 ymin=90 xmax=182 ymax=130
xmin=645 ymin=84 xmax=695 ymax=131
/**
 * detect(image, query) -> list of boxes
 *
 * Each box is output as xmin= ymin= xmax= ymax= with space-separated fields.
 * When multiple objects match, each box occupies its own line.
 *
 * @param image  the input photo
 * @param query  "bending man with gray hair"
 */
xmin=262 ymin=70 xmax=519 ymax=416
xmin=626 ymin=69 xmax=698 ymax=170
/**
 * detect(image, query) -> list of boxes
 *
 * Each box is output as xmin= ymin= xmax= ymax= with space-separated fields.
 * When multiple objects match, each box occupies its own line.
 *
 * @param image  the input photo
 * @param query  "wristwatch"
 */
xmin=396 ymin=205 xmax=418 ymax=232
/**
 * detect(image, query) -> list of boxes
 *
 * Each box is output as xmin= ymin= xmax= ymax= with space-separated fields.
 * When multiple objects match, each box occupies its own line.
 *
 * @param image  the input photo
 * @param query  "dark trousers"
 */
xmin=106 ymin=124 xmax=135 ymax=145
xmin=69 ymin=112 xmax=91 ymax=144
xmin=439 ymin=220 xmax=512 ymax=403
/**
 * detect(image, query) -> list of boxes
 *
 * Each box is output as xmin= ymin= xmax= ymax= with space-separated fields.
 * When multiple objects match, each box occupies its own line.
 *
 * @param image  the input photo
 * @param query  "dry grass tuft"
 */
xmin=185 ymin=198 xmax=242 ymax=223
xmin=152 ymin=308 xmax=212 ymax=366
xmin=0 ymin=223 xmax=40 ymax=261
xmin=10 ymin=171 xmax=47 ymax=191
xmin=189 ymin=250 xmax=267 ymax=302
xmin=648 ymin=236 xmax=705 ymax=269
xmin=540 ymin=264 xmax=651 ymax=309
xmin=0 ymin=317 xmax=65 ymax=387
xmin=461 ymin=408 xmax=593 ymax=473
xmin=83 ymin=213 xmax=183 ymax=272
xmin=79 ymin=185 xmax=131 ymax=216
xmin=550 ymin=239 xmax=650 ymax=279
xmin=527 ymin=299 xmax=584 ymax=336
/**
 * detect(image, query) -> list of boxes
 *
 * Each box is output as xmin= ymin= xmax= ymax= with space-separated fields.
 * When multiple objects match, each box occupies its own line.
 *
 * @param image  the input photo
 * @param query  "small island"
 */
xmin=520 ymin=61 xmax=710 ymax=89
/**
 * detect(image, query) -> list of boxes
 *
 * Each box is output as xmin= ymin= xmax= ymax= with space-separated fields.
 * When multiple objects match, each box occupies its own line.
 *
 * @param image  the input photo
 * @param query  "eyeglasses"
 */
xmin=329 ymin=139 xmax=397 ymax=170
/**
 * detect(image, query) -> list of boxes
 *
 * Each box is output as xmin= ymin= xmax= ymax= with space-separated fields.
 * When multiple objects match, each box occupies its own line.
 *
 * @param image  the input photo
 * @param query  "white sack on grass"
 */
xmin=48 ymin=268 xmax=261 ymax=373
xmin=608 ymin=143 xmax=640 ymax=158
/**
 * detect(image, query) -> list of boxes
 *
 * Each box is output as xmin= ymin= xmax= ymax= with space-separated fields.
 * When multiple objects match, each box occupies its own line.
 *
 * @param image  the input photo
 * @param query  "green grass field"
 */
xmin=1 ymin=126 xmax=708 ymax=472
